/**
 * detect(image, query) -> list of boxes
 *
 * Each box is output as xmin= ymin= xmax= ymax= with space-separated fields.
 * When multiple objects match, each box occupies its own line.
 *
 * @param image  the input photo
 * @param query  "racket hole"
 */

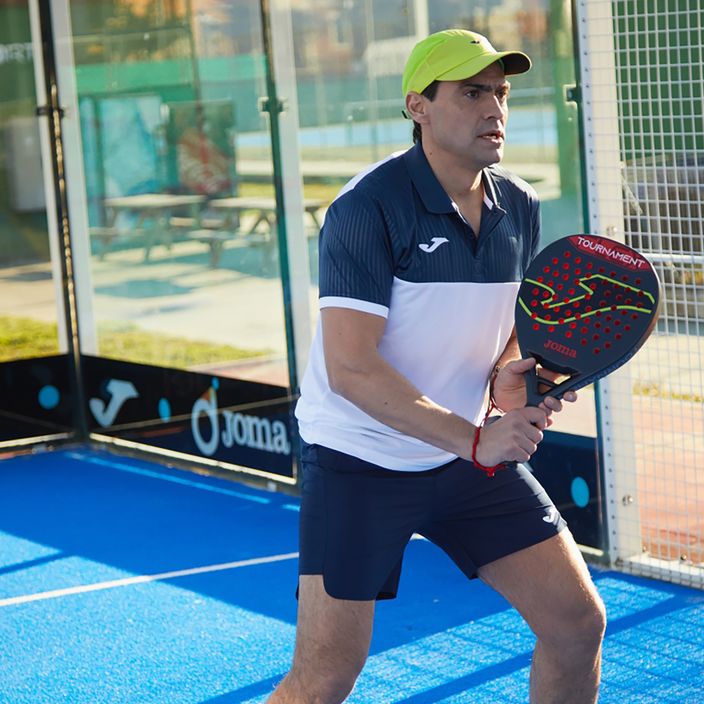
xmin=594 ymin=348 xmax=601 ymax=355
xmin=566 ymin=331 xmax=573 ymax=338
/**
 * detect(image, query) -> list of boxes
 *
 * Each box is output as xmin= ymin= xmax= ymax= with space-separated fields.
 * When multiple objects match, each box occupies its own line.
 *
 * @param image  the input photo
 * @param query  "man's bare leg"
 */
xmin=266 ymin=575 xmax=375 ymax=704
xmin=479 ymin=530 xmax=606 ymax=704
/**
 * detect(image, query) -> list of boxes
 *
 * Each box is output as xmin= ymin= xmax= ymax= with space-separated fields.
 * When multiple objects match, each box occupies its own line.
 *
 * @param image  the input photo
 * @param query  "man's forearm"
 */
xmin=329 ymin=354 xmax=475 ymax=459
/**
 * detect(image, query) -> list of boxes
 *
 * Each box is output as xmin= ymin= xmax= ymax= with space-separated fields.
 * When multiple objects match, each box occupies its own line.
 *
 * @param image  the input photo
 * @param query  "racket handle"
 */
xmin=524 ymin=369 xmax=561 ymax=407
xmin=524 ymin=369 xmax=542 ymax=407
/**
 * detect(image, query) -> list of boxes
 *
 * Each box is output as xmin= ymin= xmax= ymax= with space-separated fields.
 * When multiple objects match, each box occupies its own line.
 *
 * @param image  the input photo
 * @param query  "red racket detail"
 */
xmin=516 ymin=234 xmax=661 ymax=406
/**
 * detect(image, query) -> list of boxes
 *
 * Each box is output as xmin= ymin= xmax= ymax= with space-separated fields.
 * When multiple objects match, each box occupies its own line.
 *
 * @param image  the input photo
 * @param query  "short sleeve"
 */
xmin=318 ymin=190 xmax=395 ymax=317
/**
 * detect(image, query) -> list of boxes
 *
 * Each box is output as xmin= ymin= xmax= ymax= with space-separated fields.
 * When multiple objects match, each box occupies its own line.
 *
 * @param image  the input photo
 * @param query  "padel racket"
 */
xmin=515 ymin=234 xmax=661 ymax=407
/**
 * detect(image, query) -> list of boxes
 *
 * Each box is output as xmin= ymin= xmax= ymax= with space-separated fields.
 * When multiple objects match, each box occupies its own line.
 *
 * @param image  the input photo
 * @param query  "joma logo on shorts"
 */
xmin=544 ymin=339 xmax=577 ymax=358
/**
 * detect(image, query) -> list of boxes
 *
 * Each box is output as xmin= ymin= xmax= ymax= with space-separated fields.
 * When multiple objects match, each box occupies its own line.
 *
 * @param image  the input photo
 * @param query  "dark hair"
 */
xmin=412 ymin=80 xmax=440 ymax=144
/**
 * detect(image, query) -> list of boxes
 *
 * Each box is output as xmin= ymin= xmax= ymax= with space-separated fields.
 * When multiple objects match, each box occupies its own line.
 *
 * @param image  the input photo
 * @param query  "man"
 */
xmin=268 ymin=29 xmax=606 ymax=704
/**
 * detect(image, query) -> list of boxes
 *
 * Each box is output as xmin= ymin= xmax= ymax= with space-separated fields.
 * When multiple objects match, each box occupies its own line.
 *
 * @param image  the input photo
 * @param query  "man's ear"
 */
xmin=405 ymin=92 xmax=429 ymax=124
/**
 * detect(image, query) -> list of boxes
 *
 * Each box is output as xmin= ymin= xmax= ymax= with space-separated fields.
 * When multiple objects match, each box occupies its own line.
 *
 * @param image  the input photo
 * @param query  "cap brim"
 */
xmin=436 ymin=50 xmax=531 ymax=82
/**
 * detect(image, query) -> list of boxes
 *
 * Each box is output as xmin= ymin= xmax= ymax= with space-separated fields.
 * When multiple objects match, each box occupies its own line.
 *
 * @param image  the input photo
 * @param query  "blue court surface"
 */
xmin=1 ymin=448 xmax=703 ymax=704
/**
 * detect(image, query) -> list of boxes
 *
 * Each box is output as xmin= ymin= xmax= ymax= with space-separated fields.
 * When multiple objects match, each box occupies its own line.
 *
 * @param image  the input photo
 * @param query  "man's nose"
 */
xmin=485 ymin=95 xmax=507 ymax=119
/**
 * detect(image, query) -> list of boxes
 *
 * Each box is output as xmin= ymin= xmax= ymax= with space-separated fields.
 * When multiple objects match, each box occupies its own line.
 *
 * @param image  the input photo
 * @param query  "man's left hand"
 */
xmin=492 ymin=357 xmax=578 ymax=419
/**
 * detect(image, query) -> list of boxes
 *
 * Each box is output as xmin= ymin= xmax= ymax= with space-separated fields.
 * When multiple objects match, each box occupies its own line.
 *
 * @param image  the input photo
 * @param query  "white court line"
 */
xmin=67 ymin=452 xmax=272 ymax=504
xmin=0 ymin=552 xmax=298 ymax=608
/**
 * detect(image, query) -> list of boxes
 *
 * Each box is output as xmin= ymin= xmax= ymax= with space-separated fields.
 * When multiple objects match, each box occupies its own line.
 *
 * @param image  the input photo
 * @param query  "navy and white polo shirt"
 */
xmin=296 ymin=142 xmax=540 ymax=471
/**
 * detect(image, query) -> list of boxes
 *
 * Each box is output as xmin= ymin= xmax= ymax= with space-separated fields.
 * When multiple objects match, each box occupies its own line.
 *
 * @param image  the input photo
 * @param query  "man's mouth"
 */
xmin=479 ymin=130 xmax=504 ymax=144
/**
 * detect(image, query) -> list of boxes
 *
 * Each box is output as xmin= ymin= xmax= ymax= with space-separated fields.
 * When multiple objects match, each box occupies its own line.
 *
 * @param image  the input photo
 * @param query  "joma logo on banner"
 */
xmin=191 ymin=385 xmax=291 ymax=457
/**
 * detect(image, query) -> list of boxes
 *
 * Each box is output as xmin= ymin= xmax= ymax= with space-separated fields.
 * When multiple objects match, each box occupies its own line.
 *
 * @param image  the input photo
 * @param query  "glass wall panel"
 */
xmin=291 ymin=0 xmax=592 ymax=426
xmin=71 ymin=0 xmax=291 ymax=388
xmin=48 ymin=0 xmax=300 ymax=479
xmin=0 ymin=1 xmax=74 ymax=445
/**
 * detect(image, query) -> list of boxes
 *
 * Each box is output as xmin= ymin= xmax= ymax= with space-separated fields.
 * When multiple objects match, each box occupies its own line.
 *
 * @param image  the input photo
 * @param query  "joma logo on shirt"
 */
xmin=418 ymin=237 xmax=449 ymax=253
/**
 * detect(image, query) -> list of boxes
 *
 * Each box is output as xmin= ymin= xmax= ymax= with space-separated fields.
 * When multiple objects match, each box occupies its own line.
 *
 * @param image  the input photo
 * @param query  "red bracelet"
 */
xmin=471 ymin=425 xmax=504 ymax=477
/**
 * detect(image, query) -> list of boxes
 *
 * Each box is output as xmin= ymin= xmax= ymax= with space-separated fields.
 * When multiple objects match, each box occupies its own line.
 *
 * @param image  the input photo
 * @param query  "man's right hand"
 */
xmin=473 ymin=407 xmax=548 ymax=466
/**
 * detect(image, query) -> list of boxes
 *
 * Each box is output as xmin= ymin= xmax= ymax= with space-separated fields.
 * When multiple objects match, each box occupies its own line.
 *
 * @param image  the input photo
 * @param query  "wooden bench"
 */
xmin=89 ymin=226 xmax=121 ymax=259
xmin=186 ymin=229 xmax=272 ymax=269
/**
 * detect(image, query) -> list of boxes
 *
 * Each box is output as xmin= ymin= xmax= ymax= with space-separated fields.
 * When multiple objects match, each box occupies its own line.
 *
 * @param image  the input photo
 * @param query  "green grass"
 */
xmin=0 ymin=316 xmax=61 ymax=360
xmin=0 ymin=316 xmax=272 ymax=368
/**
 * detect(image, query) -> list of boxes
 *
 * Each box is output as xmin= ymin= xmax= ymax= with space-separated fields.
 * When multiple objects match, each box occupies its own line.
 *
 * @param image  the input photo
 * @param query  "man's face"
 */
xmin=422 ymin=62 xmax=510 ymax=170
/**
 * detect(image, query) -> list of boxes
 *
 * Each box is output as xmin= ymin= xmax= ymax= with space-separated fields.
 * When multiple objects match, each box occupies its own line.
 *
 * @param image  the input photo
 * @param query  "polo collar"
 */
xmin=404 ymin=143 xmax=503 ymax=213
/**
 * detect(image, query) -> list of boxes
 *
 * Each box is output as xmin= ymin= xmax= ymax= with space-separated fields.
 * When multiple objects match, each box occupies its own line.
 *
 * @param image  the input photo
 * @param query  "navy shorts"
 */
xmin=298 ymin=442 xmax=567 ymax=601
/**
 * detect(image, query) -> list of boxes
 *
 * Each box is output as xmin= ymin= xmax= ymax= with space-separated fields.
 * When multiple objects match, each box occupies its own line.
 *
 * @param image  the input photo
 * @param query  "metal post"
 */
xmin=30 ymin=0 xmax=88 ymax=440
xmin=575 ymin=0 xmax=643 ymax=564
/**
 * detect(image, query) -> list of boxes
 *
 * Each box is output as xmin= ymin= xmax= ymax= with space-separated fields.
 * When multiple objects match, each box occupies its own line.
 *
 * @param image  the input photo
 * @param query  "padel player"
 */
xmin=267 ymin=29 xmax=606 ymax=704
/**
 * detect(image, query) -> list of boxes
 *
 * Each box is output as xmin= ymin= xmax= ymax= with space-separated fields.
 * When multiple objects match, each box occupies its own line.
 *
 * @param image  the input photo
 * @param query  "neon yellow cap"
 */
xmin=402 ymin=29 xmax=531 ymax=96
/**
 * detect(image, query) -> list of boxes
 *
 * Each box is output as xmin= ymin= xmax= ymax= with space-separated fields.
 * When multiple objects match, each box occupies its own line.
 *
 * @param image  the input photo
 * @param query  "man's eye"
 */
xmin=465 ymin=89 xmax=480 ymax=99
xmin=497 ymin=89 xmax=510 ymax=102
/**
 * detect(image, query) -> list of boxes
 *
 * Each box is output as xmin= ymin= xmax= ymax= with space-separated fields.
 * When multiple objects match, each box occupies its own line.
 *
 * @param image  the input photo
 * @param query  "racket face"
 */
xmin=516 ymin=235 xmax=660 ymax=392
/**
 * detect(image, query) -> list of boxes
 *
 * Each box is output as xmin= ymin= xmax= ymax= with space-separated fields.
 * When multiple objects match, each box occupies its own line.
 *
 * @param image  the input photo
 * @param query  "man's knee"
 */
xmin=544 ymin=592 xmax=606 ymax=659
